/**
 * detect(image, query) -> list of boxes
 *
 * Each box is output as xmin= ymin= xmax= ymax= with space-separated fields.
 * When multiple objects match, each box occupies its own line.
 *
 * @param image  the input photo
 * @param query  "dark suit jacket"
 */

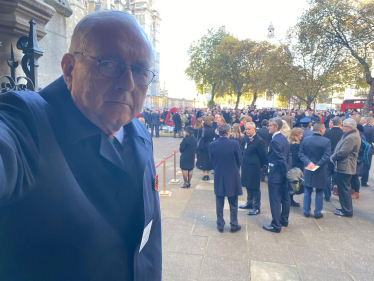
xmin=150 ymin=112 xmax=161 ymax=125
xmin=0 ymin=77 xmax=161 ymax=281
xmin=324 ymin=127 xmax=344 ymax=171
xmin=268 ymin=133 xmax=292 ymax=184
xmin=256 ymin=127 xmax=272 ymax=152
xmin=209 ymin=137 xmax=243 ymax=197
xmin=363 ymin=124 xmax=374 ymax=144
xmin=241 ymin=134 xmax=267 ymax=189
xmin=180 ymin=135 xmax=197 ymax=170
xmin=299 ymin=134 xmax=331 ymax=189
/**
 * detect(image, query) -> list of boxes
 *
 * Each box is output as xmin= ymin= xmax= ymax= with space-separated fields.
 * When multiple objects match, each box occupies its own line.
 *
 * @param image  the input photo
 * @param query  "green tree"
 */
xmin=185 ymin=27 xmax=230 ymax=102
xmin=301 ymin=0 xmax=374 ymax=115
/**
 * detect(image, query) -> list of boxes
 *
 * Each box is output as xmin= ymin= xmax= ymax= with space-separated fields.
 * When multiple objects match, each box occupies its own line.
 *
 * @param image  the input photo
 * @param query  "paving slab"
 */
xmin=248 ymin=241 xmax=295 ymax=265
xmin=250 ymin=260 xmax=301 ymax=281
xmin=166 ymin=234 xmax=208 ymax=255
xmin=297 ymin=265 xmax=353 ymax=281
xmin=163 ymin=252 xmax=203 ymax=281
xmin=191 ymin=220 xmax=247 ymax=240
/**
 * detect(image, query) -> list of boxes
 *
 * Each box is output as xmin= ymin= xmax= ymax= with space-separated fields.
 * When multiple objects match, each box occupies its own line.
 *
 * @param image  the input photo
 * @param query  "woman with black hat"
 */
xmin=180 ymin=126 xmax=197 ymax=188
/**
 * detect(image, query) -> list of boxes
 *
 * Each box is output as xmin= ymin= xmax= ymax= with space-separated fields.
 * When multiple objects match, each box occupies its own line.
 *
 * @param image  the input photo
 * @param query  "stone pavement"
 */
xmin=153 ymin=137 xmax=374 ymax=281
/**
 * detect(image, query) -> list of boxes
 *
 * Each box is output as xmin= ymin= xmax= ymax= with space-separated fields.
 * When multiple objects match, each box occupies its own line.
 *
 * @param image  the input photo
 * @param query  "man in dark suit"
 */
xmin=0 ymin=11 xmax=161 ymax=280
xmin=209 ymin=124 xmax=243 ymax=233
xmin=150 ymin=109 xmax=161 ymax=137
xmin=323 ymin=117 xmax=344 ymax=201
xmin=299 ymin=124 xmax=331 ymax=219
xmin=172 ymin=111 xmax=182 ymax=138
xmin=263 ymin=118 xmax=292 ymax=233
xmin=240 ymin=122 xmax=267 ymax=215
xmin=361 ymin=117 xmax=374 ymax=186
xmin=256 ymin=119 xmax=272 ymax=181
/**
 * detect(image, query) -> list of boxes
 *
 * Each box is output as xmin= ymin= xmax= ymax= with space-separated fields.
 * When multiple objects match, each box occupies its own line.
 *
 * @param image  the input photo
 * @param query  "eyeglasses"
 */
xmin=74 ymin=52 xmax=155 ymax=86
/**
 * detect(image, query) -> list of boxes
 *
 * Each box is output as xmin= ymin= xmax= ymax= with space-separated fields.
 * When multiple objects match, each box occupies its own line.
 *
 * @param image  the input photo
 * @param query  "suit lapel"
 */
xmin=99 ymin=133 xmax=126 ymax=172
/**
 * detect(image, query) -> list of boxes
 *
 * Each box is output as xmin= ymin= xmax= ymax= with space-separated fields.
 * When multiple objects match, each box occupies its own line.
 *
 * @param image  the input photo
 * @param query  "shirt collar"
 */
xmin=272 ymin=131 xmax=281 ymax=138
xmin=113 ymin=126 xmax=125 ymax=146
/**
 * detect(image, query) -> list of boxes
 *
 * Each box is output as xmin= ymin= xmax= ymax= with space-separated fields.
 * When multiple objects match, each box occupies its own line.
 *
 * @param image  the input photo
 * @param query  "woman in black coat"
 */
xmin=180 ymin=127 xmax=197 ymax=188
xmin=288 ymin=128 xmax=304 ymax=207
xmin=193 ymin=118 xmax=204 ymax=141
xmin=196 ymin=119 xmax=215 ymax=180
xmin=241 ymin=122 xmax=267 ymax=214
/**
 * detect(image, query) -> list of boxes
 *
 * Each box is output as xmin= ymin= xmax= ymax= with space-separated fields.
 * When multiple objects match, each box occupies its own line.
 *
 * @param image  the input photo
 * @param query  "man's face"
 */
xmin=217 ymin=118 xmax=223 ymax=126
xmin=245 ymin=124 xmax=255 ymax=136
xmin=65 ymin=23 xmax=151 ymax=134
xmin=343 ymin=123 xmax=352 ymax=133
xmin=329 ymin=120 xmax=333 ymax=128
xmin=321 ymin=125 xmax=326 ymax=135
xmin=268 ymin=121 xmax=277 ymax=134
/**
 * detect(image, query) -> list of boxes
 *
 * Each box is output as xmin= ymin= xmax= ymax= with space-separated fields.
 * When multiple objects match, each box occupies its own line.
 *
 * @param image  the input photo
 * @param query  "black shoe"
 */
xmin=361 ymin=183 xmax=370 ymax=187
xmin=217 ymin=227 xmax=224 ymax=233
xmin=206 ymin=176 xmax=210 ymax=180
xmin=291 ymin=201 xmax=300 ymax=207
xmin=281 ymin=222 xmax=288 ymax=227
xmin=230 ymin=225 xmax=241 ymax=233
xmin=202 ymin=175 xmax=207 ymax=180
xmin=314 ymin=213 xmax=323 ymax=219
xmin=181 ymin=183 xmax=188 ymax=188
xmin=324 ymin=197 xmax=330 ymax=202
xmin=239 ymin=203 xmax=253 ymax=209
xmin=304 ymin=213 xmax=310 ymax=218
xmin=186 ymin=183 xmax=191 ymax=188
xmin=262 ymin=225 xmax=281 ymax=233
xmin=334 ymin=211 xmax=352 ymax=217
xmin=336 ymin=207 xmax=343 ymax=211
xmin=247 ymin=209 xmax=260 ymax=216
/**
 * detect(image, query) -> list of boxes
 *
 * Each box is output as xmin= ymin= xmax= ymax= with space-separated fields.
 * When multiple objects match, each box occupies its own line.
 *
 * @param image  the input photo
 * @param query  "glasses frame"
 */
xmin=74 ymin=52 xmax=155 ymax=86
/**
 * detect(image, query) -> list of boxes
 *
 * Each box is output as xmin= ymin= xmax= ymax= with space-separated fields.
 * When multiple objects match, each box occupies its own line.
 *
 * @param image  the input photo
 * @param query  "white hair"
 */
xmin=343 ymin=118 xmax=357 ymax=129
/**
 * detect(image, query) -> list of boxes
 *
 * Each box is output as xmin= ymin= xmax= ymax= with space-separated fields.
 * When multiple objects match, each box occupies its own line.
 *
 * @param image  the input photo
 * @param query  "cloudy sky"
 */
xmin=155 ymin=0 xmax=310 ymax=100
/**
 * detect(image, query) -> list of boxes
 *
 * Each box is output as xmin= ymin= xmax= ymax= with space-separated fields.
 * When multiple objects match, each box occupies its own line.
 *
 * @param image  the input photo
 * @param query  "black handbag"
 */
xmin=196 ymin=128 xmax=205 ymax=151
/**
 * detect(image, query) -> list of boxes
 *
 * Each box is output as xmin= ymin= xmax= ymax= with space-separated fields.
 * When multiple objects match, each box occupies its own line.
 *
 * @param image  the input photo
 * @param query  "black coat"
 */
xmin=194 ymin=127 xmax=203 ymax=141
xmin=363 ymin=124 xmax=374 ymax=144
xmin=289 ymin=143 xmax=304 ymax=170
xmin=150 ymin=112 xmax=161 ymax=126
xmin=229 ymin=134 xmax=245 ymax=153
xmin=0 ymin=77 xmax=161 ymax=281
xmin=324 ymin=127 xmax=344 ymax=171
xmin=180 ymin=135 xmax=197 ymax=170
xmin=196 ymin=127 xmax=215 ymax=171
xmin=241 ymin=134 xmax=267 ymax=189
xmin=299 ymin=134 xmax=331 ymax=189
xmin=172 ymin=113 xmax=182 ymax=131
xmin=209 ymin=137 xmax=243 ymax=197
xmin=256 ymin=127 xmax=272 ymax=152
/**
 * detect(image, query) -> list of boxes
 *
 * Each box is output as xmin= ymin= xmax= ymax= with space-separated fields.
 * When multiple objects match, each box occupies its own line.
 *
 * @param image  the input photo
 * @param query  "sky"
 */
xmin=155 ymin=0 xmax=310 ymax=101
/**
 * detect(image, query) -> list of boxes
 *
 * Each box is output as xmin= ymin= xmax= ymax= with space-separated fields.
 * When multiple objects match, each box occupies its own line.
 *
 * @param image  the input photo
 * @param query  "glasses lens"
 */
xmin=99 ymin=60 xmax=123 ymax=78
xmin=131 ymin=66 xmax=154 ymax=86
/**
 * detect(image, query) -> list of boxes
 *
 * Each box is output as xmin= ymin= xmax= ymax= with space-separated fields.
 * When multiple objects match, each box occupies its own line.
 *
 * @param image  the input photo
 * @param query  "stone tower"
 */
xmin=267 ymin=22 xmax=275 ymax=39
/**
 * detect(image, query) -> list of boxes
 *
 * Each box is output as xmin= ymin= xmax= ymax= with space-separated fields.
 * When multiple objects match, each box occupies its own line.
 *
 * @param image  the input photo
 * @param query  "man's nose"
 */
xmin=115 ymin=66 xmax=135 ymax=92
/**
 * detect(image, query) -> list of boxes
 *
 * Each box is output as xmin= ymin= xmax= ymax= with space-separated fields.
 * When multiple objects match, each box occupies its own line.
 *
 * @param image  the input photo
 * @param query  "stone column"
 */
xmin=0 ymin=0 xmax=56 ymax=85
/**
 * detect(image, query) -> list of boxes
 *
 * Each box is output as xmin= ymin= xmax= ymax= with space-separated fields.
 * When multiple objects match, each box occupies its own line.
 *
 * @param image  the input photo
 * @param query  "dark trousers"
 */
xmin=324 ymin=170 xmax=333 ymax=200
xmin=151 ymin=125 xmax=159 ymax=137
xmin=246 ymin=188 xmax=261 ymax=210
xmin=335 ymin=172 xmax=353 ymax=216
xmin=361 ymin=155 xmax=372 ymax=185
xmin=351 ymin=174 xmax=360 ymax=193
xmin=215 ymin=195 xmax=238 ymax=229
xmin=268 ymin=181 xmax=290 ymax=231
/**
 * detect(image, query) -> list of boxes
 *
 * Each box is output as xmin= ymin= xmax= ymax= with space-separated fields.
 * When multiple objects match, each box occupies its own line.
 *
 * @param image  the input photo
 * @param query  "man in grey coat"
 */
xmin=331 ymin=118 xmax=361 ymax=217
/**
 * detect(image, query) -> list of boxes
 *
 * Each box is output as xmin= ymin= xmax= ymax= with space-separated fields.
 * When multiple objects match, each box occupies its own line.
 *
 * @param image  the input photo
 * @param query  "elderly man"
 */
xmin=263 ymin=118 xmax=292 ymax=233
xmin=0 ymin=11 xmax=161 ymax=280
xmin=209 ymin=124 xmax=243 ymax=233
xmin=299 ymin=124 xmax=331 ymax=219
xmin=331 ymin=118 xmax=361 ymax=217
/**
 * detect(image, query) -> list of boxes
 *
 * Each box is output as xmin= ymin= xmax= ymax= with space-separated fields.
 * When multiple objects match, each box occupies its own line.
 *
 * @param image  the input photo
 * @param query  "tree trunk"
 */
xmin=210 ymin=83 xmax=216 ymax=101
xmin=363 ymin=81 xmax=374 ymax=117
xmin=235 ymin=91 xmax=242 ymax=109
xmin=250 ymin=91 xmax=257 ymax=108
xmin=306 ymin=100 xmax=312 ymax=109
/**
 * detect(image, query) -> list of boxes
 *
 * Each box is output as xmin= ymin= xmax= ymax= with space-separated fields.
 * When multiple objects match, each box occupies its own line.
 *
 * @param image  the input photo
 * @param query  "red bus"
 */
xmin=340 ymin=98 xmax=374 ymax=112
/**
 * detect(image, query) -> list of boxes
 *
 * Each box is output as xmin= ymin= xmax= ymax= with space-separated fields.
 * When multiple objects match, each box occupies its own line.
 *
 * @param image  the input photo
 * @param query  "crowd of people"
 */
xmin=142 ymin=106 xmax=374 ymax=233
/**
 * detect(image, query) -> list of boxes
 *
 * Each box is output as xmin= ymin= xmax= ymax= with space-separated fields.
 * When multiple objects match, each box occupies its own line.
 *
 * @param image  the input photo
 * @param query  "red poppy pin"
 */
xmin=154 ymin=175 xmax=159 ymax=191
xmin=250 ymin=138 xmax=254 ymax=142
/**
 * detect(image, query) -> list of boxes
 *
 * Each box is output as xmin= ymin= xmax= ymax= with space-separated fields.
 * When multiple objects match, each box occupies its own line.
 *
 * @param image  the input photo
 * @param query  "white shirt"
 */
xmin=113 ymin=126 xmax=125 ymax=146
xmin=272 ymin=131 xmax=281 ymax=138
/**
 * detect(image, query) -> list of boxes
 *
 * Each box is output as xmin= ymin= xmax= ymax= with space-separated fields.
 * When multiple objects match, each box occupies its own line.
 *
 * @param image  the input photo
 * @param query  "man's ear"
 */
xmin=61 ymin=53 xmax=75 ymax=91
